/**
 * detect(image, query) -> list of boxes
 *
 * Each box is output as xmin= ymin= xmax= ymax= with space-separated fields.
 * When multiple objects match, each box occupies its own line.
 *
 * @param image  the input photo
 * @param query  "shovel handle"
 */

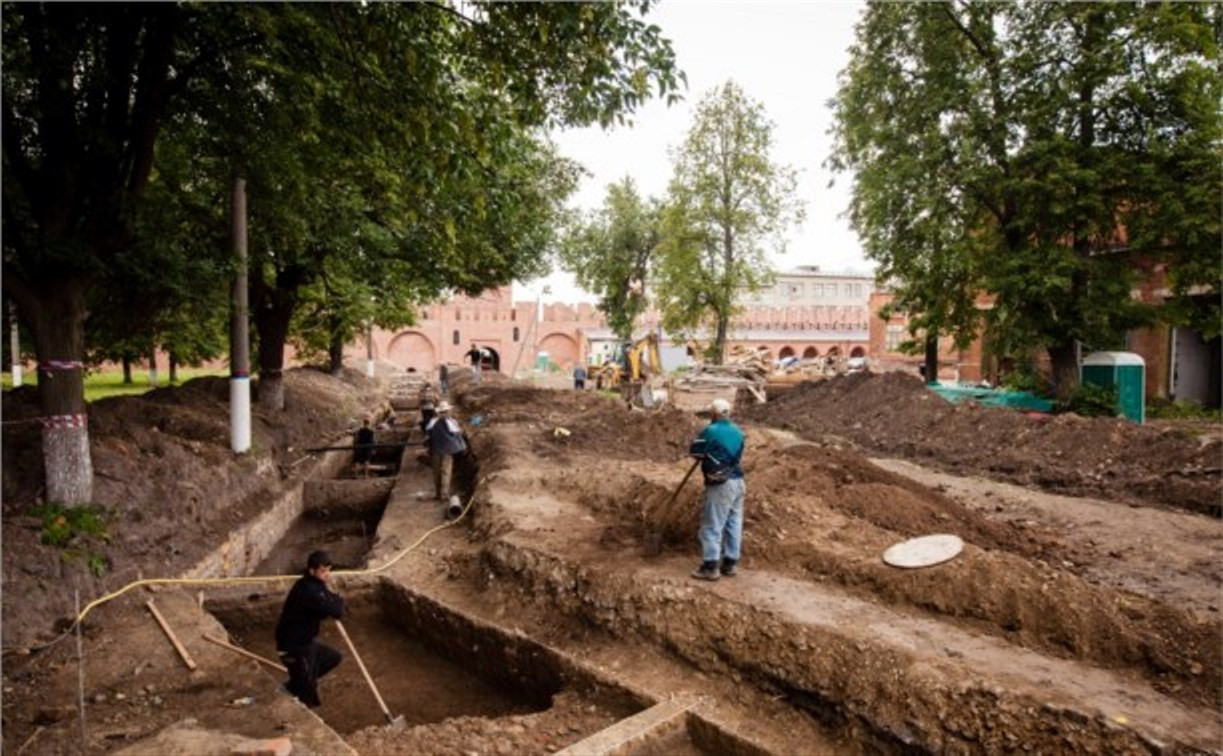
xmin=335 ymin=620 xmax=395 ymax=723
xmin=667 ymin=459 xmax=702 ymax=508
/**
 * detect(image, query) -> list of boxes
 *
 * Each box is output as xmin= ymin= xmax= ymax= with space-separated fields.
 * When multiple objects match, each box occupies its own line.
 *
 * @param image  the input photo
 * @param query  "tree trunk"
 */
xmin=26 ymin=283 xmax=93 ymax=505
xmin=1048 ymin=342 xmax=1079 ymax=400
xmin=713 ymin=314 xmax=728 ymax=365
xmin=251 ymin=260 xmax=310 ymax=412
xmin=122 ymin=355 xmax=133 ymax=384
xmin=2 ymin=298 xmax=12 ymax=373
xmin=168 ymin=351 xmax=178 ymax=383
xmin=328 ymin=315 xmax=344 ymax=375
xmin=252 ymin=279 xmax=299 ymax=412
xmin=924 ymin=333 xmax=939 ymax=384
xmin=147 ymin=348 xmax=159 ymax=387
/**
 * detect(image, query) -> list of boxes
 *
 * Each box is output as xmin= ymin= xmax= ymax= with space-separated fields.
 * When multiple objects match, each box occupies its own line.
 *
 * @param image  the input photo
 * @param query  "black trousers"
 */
xmin=280 ymin=640 xmax=342 ymax=707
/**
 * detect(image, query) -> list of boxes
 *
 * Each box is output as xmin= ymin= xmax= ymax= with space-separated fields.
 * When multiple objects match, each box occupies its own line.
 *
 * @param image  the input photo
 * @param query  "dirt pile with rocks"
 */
xmin=1 ymin=368 xmax=387 ymax=648
xmin=742 ymin=372 xmax=1222 ymax=516
xmin=458 ymin=381 xmax=702 ymax=463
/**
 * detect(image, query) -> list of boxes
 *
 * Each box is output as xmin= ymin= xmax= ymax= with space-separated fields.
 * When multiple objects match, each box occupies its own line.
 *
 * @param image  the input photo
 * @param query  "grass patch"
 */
xmin=32 ymin=502 xmax=110 ymax=546
xmin=32 ymin=502 xmax=113 ymax=577
xmin=1148 ymin=398 xmax=1223 ymax=422
xmin=2 ymin=367 xmax=225 ymax=402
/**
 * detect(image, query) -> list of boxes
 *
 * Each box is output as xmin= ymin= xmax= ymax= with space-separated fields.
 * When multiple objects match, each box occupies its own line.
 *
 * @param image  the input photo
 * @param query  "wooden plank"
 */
xmin=202 ymin=634 xmax=288 ymax=673
xmin=145 ymin=600 xmax=198 ymax=671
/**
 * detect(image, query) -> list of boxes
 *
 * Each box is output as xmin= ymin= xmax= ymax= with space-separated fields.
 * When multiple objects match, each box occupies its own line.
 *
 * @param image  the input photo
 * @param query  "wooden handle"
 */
xmin=145 ymin=600 xmax=197 ymax=671
xmin=335 ymin=620 xmax=393 ymax=722
xmin=667 ymin=459 xmax=702 ymax=507
xmin=202 ymin=634 xmax=287 ymax=673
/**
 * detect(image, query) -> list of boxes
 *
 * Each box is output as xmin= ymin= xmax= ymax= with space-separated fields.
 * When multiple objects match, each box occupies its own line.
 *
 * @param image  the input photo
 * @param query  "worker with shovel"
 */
xmin=275 ymin=550 xmax=345 ymax=707
xmin=689 ymin=398 xmax=746 ymax=581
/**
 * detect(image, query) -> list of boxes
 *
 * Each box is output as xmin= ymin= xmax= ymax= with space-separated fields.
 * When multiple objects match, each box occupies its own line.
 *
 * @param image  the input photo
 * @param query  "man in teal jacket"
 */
xmin=688 ymin=398 xmax=746 ymax=581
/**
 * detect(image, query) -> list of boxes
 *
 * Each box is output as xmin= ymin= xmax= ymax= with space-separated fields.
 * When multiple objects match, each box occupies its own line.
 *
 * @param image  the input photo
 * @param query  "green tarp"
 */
xmin=927 ymin=384 xmax=1054 ymax=413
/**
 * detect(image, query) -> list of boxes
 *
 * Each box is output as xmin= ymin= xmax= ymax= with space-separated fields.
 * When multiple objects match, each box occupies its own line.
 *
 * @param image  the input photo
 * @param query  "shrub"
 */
xmin=1001 ymin=363 xmax=1048 ymax=395
xmin=1058 ymin=382 xmax=1119 ymax=418
xmin=33 ymin=503 xmax=110 ymax=547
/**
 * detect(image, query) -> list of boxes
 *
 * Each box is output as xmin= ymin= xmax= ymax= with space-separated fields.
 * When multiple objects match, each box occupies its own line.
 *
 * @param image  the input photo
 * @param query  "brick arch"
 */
xmin=826 ymin=346 xmax=841 ymax=357
xmin=387 ymin=331 xmax=436 ymax=372
xmin=803 ymin=346 xmax=819 ymax=359
xmin=850 ymin=346 xmax=866 ymax=358
xmin=537 ymin=332 xmax=579 ymax=368
xmin=778 ymin=346 xmax=796 ymax=359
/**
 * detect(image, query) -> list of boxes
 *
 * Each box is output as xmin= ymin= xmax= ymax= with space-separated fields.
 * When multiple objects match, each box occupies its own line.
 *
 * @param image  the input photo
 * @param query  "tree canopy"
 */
xmin=830 ymin=1 xmax=1221 ymax=393
xmin=654 ymin=81 xmax=803 ymax=364
xmin=559 ymin=177 xmax=660 ymax=340
xmin=2 ymin=1 xmax=680 ymax=502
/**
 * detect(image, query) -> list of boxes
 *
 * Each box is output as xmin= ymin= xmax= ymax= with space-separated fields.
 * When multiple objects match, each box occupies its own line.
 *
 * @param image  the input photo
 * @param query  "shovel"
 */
xmin=335 ymin=620 xmax=405 ymax=729
xmin=643 ymin=458 xmax=701 ymax=557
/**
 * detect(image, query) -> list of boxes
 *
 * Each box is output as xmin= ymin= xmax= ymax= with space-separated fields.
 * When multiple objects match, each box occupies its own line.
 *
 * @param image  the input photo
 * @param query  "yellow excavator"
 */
xmin=593 ymin=333 xmax=664 ymax=406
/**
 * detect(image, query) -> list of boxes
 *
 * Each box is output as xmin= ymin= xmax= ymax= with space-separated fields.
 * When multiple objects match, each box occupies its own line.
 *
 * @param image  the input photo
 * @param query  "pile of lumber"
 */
xmin=671 ymin=347 xmax=770 ymax=408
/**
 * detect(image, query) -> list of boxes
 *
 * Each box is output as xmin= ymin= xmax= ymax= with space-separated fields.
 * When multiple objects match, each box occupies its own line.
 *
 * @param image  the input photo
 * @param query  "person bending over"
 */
xmin=275 ymin=550 xmax=345 ymax=707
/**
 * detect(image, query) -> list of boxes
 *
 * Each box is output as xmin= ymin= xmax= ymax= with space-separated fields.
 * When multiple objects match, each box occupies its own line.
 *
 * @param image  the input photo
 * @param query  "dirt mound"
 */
xmin=1 ymin=368 xmax=386 ymax=647
xmin=457 ymin=383 xmax=702 ymax=463
xmin=743 ymin=372 xmax=1223 ymax=516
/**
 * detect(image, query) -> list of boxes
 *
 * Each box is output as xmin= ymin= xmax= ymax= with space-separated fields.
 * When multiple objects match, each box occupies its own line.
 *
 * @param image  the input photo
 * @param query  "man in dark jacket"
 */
xmin=464 ymin=343 xmax=484 ymax=384
xmin=353 ymin=419 xmax=376 ymax=476
xmin=275 ymin=550 xmax=345 ymax=707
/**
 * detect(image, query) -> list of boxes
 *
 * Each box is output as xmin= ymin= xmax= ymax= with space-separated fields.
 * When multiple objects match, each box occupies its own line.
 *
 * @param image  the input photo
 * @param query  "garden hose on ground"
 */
xmin=5 ymin=476 xmax=485 ymax=657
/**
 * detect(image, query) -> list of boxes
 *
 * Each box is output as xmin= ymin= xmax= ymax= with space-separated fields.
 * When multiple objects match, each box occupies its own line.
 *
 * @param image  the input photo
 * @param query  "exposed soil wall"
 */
xmin=2 ymin=368 xmax=388 ymax=647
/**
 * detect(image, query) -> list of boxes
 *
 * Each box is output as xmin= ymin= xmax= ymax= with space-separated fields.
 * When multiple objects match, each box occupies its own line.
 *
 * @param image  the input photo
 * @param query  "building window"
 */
xmin=854 ymin=284 xmax=863 ymax=297
xmin=788 ymin=283 xmax=803 ymax=300
xmin=513 ymin=327 xmax=520 ymax=342
xmin=812 ymin=284 xmax=823 ymax=298
xmin=455 ymin=308 xmax=461 ymax=320
xmin=844 ymin=283 xmax=853 ymax=296
xmin=511 ymin=309 xmax=517 ymax=321
xmin=453 ymin=330 xmax=461 ymax=346
xmin=885 ymin=324 xmax=904 ymax=352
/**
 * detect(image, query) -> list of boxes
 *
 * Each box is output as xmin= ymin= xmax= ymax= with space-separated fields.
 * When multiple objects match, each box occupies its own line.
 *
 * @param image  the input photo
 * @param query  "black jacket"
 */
xmin=425 ymin=416 xmax=468 ymax=456
xmin=275 ymin=573 xmax=344 ymax=651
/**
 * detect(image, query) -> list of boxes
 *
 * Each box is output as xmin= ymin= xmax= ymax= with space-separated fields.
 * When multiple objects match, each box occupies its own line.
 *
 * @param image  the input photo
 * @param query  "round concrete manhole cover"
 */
xmin=882 ymin=534 xmax=964 ymax=569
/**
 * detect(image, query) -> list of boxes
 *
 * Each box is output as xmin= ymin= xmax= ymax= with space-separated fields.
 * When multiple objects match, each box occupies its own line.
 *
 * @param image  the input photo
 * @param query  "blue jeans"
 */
xmin=699 ymin=478 xmax=745 ymax=563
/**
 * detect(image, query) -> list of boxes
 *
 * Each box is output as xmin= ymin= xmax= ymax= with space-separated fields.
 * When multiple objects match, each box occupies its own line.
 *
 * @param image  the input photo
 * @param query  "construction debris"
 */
xmin=670 ymin=346 xmax=771 ymax=411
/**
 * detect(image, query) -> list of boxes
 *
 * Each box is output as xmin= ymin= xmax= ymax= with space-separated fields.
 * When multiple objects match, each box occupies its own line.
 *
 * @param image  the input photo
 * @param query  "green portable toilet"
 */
xmin=1081 ymin=351 xmax=1145 ymax=423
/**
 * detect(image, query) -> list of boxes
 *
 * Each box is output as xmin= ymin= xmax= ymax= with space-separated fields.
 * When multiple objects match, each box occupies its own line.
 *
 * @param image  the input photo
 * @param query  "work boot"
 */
xmin=691 ymin=561 xmax=720 ymax=581
xmin=719 ymin=558 xmax=738 ymax=577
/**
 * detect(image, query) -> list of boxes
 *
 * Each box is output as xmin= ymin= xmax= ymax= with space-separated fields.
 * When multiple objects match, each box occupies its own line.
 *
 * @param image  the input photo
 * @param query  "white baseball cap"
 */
xmin=437 ymin=401 xmax=452 ymax=413
xmin=710 ymin=398 xmax=731 ymax=416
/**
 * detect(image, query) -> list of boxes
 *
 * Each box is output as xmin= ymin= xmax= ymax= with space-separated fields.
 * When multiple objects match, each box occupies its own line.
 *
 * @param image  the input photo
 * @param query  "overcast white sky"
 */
xmin=515 ymin=0 xmax=870 ymax=303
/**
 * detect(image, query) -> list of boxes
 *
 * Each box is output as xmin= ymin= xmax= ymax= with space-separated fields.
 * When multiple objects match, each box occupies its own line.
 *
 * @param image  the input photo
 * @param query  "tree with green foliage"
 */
xmin=654 ymin=81 xmax=804 ymax=364
xmin=559 ymin=177 xmax=660 ymax=340
xmin=830 ymin=2 xmax=1221 ymax=396
xmin=186 ymin=4 xmax=652 ymax=409
xmin=2 ymin=2 xmax=679 ymax=502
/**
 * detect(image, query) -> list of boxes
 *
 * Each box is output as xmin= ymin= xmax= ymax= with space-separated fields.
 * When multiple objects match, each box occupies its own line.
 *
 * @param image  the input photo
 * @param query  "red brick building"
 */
xmin=356 ymin=276 xmax=875 ymax=376
xmin=352 ymin=287 xmax=603 ymax=375
xmin=868 ymin=272 xmax=1220 ymax=406
xmin=867 ymin=291 xmax=988 ymax=383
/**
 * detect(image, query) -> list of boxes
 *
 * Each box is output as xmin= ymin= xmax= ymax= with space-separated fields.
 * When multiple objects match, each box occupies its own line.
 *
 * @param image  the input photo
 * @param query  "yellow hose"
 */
xmin=13 ymin=477 xmax=483 ymax=655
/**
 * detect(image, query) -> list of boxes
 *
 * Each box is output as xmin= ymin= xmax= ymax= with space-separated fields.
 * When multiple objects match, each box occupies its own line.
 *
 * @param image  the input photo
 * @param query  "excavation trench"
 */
xmin=207 ymin=585 xmax=556 ymax=734
xmin=205 ymin=422 xmax=729 ymax=754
